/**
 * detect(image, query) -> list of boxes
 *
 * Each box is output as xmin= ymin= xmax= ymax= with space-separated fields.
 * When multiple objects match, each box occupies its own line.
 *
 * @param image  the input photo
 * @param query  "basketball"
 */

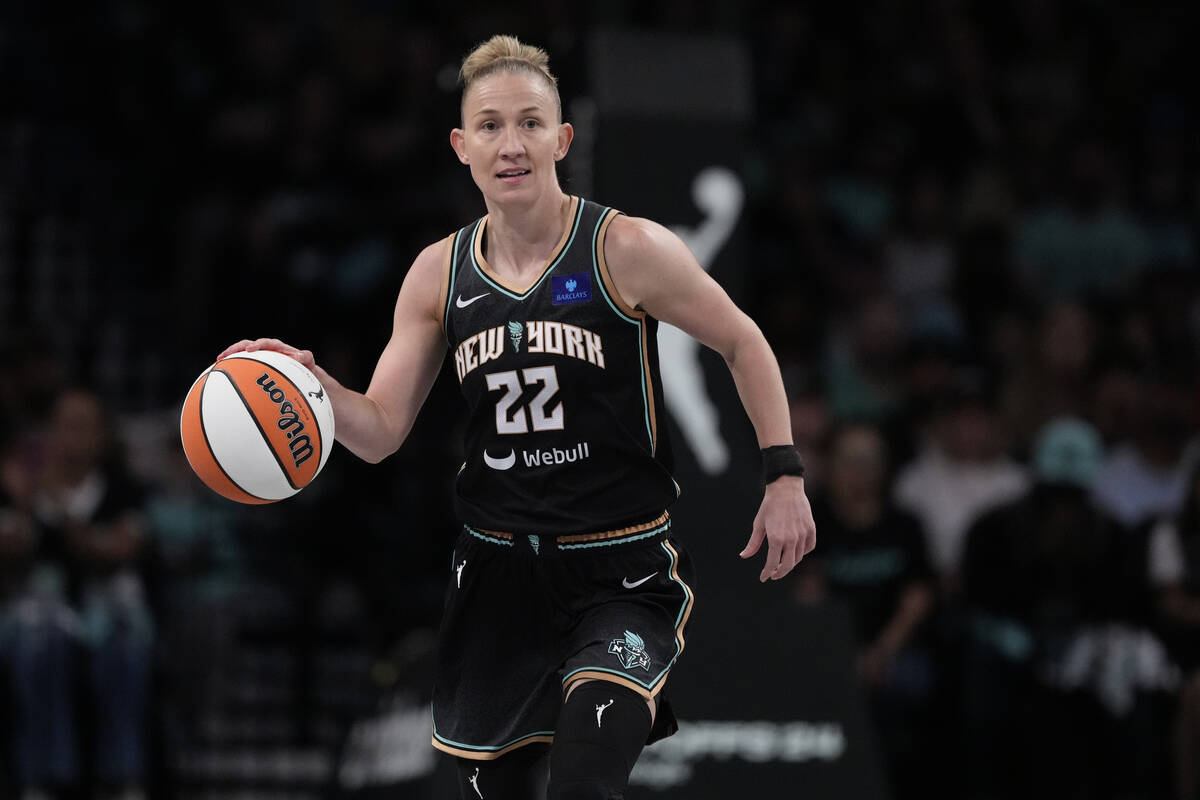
xmin=179 ymin=350 xmax=336 ymax=504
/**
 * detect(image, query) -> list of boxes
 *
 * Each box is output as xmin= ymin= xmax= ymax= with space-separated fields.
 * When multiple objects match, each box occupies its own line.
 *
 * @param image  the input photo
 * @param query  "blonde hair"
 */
xmin=458 ymin=35 xmax=561 ymax=118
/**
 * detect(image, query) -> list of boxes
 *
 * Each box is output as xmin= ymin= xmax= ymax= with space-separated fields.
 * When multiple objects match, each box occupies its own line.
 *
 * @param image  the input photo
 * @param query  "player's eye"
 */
xmin=522 ymin=119 xmax=539 ymax=129
xmin=481 ymin=121 xmax=497 ymax=132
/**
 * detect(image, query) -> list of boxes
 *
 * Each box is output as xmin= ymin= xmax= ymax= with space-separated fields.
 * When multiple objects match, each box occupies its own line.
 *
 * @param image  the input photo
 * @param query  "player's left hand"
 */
xmin=740 ymin=475 xmax=817 ymax=582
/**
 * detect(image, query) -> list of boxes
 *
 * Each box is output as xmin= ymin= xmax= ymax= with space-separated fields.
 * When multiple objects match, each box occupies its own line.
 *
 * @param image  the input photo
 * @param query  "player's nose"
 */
xmin=498 ymin=126 xmax=525 ymax=158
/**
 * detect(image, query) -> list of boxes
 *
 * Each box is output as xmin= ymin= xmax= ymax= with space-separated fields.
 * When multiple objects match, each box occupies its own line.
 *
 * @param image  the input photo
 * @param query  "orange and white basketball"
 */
xmin=180 ymin=350 xmax=335 ymax=504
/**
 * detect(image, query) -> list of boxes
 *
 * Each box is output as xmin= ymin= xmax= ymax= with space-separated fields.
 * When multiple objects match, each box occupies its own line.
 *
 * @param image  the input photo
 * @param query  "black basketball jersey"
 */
xmin=441 ymin=196 xmax=678 ymax=535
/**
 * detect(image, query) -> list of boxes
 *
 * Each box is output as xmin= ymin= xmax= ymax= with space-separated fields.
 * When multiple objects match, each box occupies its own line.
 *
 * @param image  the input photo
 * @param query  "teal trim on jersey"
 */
xmin=464 ymin=526 xmax=514 ymax=547
xmin=554 ymin=521 xmax=671 ymax=550
xmin=432 ymin=716 xmax=554 ymax=753
xmin=589 ymin=207 xmax=656 ymax=453
xmin=559 ymin=538 xmax=693 ymax=693
xmin=589 ymin=209 xmax=640 ymax=325
xmin=468 ymin=199 xmax=586 ymax=301
xmin=442 ymin=229 xmax=463 ymax=336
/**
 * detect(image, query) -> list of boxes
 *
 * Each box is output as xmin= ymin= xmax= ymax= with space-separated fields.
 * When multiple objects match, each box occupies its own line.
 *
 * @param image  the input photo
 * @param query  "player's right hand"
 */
xmin=217 ymin=338 xmax=317 ymax=372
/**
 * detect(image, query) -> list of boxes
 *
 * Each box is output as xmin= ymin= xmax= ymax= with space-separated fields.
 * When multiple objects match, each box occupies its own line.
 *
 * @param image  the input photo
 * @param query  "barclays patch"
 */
xmin=551 ymin=273 xmax=592 ymax=305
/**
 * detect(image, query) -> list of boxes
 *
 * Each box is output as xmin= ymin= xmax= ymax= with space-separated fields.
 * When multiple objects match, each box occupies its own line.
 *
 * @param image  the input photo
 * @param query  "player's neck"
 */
xmin=483 ymin=190 xmax=572 ymax=276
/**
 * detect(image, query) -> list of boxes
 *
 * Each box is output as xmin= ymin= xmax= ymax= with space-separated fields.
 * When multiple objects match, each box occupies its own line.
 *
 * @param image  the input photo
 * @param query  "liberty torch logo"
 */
xmin=508 ymin=321 xmax=524 ymax=353
xmin=609 ymin=630 xmax=651 ymax=671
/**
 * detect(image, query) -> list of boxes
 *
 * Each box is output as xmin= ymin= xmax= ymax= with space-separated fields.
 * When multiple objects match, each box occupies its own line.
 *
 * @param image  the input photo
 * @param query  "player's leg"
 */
xmin=544 ymin=529 xmax=694 ymax=797
xmin=545 ymin=679 xmax=655 ymax=800
xmin=453 ymin=744 xmax=549 ymax=800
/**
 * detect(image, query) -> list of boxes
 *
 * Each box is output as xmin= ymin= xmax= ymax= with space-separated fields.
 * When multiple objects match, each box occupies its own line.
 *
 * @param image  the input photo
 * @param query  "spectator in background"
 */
xmin=144 ymin=432 xmax=244 ymax=746
xmin=1148 ymin=462 xmax=1200 ymax=800
xmin=885 ymin=332 xmax=963 ymax=473
xmin=893 ymin=368 xmax=1029 ymax=592
xmin=1119 ymin=267 xmax=1200 ymax=370
xmin=824 ymin=294 xmax=910 ymax=424
xmin=1000 ymin=300 xmax=1098 ymax=450
xmin=1133 ymin=102 xmax=1194 ymax=271
xmin=0 ymin=433 xmax=39 ymax=607
xmin=1089 ymin=357 xmax=1144 ymax=448
xmin=824 ymin=128 xmax=899 ymax=244
xmin=883 ymin=169 xmax=960 ymax=341
xmin=1013 ymin=139 xmax=1149 ymax=302
xmin=1 ymin=412 xmax=86 ymax=800
xmin=958 ymin=416 xmax=1117 ymax=798
xmin=27 ymin=388 xmax=152 ymax=800
xmin=1091 ymin=367 xmax=1200 ymax=531
xmin=795 ymin=421 xmax=936 ymax=800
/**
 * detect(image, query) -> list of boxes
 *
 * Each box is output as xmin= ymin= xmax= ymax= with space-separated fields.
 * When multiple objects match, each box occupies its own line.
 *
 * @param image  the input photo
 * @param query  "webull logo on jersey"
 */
xmin=551 ymin=273 xmax=591 ymax=305
xmin=609 ymin=630 xmax=652 ymax=671
xmin=483 ymin=442 xmax=592 ymax=471
xmin=455 ymin=321 xmax=606 ymax=382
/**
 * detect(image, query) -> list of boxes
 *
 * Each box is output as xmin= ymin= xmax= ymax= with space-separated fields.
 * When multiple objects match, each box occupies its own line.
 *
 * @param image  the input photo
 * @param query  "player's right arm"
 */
xmin=218 ymin=239 xmax=449 ymax=464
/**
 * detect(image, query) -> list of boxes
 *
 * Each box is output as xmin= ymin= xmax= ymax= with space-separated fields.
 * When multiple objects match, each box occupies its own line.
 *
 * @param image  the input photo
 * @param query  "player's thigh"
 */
xmin=547 ymin=680 xmax=654 ymax=799
xmin=566 ymin=677 xmax=656 ymax=724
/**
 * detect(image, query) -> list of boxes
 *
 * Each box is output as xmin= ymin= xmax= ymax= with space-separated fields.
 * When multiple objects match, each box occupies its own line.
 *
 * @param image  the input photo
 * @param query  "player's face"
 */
xmin=451 ymin=72 xmax=573 ymax=204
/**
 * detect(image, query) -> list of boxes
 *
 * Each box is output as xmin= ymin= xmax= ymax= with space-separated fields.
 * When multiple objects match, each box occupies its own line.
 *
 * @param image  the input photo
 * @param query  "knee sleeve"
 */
xmin=454 ymin=744 xmax=548 ymax=800
xmin=547 ymin=682 xmax=653 ymax=800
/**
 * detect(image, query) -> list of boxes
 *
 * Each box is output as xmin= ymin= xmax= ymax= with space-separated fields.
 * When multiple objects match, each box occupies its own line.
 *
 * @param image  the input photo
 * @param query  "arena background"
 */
xmin=1 ymin=2 xmax=1196 ymax=799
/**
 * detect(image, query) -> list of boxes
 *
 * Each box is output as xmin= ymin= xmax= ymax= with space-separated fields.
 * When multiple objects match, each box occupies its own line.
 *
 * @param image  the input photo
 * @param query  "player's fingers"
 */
xmin=244 ymin=337 xmax=292 ymax=353
xmin=771 ymin=536 xmax=800 ymax=580
xmin=801 ymin=524 xmax=817 ymax=557
xmin=740 ymin=516 xmax=766 ymax=559
xmin=759 ymin=536 xmax=783 ymax=583
xmin=221 ymin=339 xmax=317 ymax=372
xmin=294 ymin=349 xmax=316 ymax=369
xmin=216 ymin=339 xmax=254 ymax=360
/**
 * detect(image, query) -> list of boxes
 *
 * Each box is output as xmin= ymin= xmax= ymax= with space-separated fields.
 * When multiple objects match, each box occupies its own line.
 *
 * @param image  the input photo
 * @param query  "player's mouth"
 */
xmin=497 ymin=168 xmax=531 ymax=184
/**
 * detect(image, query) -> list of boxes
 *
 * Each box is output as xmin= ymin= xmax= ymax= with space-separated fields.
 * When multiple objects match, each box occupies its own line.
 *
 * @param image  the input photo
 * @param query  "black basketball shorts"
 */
xmin=430 ymin=511 xmax=697 ymax=760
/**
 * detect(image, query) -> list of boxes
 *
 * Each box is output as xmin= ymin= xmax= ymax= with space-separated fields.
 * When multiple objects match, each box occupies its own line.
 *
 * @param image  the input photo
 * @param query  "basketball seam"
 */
xmin=213 ymin=367 xmax=303 ymax=492
xmin=198 ymin=372 xmax=271 ymax=502
xmin=226 ymin=354 xmax=325 ymax=466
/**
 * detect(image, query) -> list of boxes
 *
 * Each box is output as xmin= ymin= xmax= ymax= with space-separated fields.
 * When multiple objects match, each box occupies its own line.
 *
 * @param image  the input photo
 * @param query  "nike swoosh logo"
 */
xmin=483 ymin=449 xmax=516 ymax=470
xmin=622 ymin=572 xmax=657 ymax=589
xmin=456 ymin=292 xmax=490 ymax=308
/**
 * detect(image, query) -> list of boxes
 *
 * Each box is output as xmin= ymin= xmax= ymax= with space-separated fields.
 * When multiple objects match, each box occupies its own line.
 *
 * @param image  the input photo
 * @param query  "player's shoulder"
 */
xmin=406 ymin=233 xmax=456 ymax=283
xmin=603 ymin=213 xmax=686 ymax=264
xmin=395 ymin=234 xmax=460 ymax=324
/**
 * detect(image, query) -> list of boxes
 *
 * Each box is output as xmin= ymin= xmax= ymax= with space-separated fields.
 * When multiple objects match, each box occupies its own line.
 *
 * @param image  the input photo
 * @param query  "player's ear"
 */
xmin=450 ymin=128 xmax=469 ymax=164
xmin=555 ymin=122 xmax=574 ymax=161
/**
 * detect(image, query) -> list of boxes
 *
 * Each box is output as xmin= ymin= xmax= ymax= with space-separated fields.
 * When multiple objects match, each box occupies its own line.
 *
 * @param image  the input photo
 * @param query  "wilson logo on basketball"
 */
xmin=180 ymin=350 xmax=334 ymax=505
xmin=256 ymin=373 xmax=315 ymax=467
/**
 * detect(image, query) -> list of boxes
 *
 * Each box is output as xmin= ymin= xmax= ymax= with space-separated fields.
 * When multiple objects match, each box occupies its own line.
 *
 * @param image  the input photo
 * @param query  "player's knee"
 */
xmin=547 ymin=777 xmax=622 ymax=800
xmin=547 ymin=682 xmax=652 ymax=800
xmin=454 ymin=745 xmax=549 ymax=800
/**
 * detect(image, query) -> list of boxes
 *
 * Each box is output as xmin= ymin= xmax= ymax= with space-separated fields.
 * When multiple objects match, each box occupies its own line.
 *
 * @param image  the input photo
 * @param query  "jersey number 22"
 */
xmin=485 ymin=366 xmax=564 ymax=434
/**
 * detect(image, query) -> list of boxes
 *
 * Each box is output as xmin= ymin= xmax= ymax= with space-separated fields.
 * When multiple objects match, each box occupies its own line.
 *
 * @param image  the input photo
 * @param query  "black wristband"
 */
xmin=762 ymin=445 xmax=805 ymax=485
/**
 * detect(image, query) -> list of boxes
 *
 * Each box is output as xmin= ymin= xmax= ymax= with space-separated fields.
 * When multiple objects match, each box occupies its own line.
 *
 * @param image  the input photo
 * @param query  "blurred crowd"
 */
xmin=1 ymin=1 xmax=1198 ymax=799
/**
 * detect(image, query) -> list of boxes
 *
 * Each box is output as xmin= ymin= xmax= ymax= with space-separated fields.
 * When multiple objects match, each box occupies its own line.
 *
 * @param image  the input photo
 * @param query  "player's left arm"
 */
xmin=604 ymin=215 xmax=816 ymax=581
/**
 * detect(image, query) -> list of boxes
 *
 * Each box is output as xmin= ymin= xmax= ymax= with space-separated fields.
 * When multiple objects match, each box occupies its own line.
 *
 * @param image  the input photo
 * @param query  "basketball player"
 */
xmin=219 ymin=35 xmax=816 ymax=800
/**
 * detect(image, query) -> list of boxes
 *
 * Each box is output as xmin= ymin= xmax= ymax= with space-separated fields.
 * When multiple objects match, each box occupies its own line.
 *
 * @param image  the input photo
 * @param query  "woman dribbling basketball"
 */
xmin=220 ymin=34 xmax=816 ymax=799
